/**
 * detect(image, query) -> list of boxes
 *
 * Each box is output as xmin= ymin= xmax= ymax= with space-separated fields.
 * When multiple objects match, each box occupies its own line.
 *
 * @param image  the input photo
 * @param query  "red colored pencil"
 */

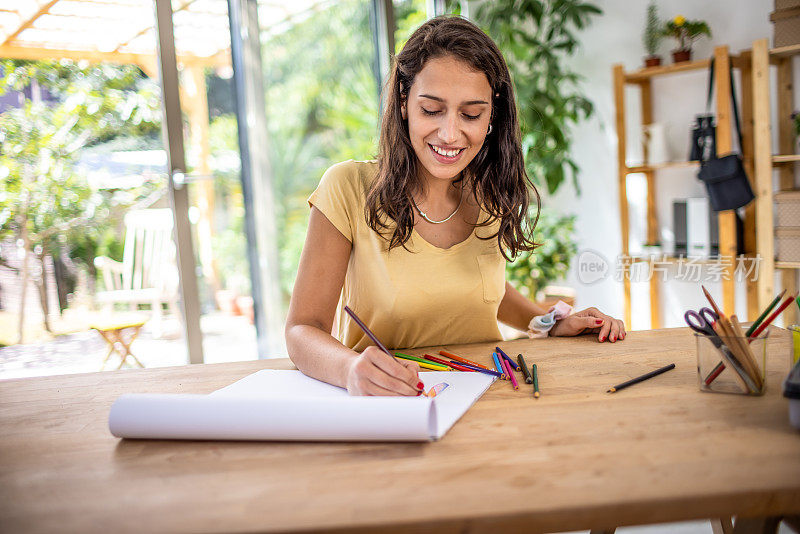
xmin=749 ymin=291 xmax=798 ymax=340
xmin=501 ymin=357 xmax=518 ymax=390
xmin=438 ymin=350 xmax=492 ymax=371
xmin=424 ymin=354 xmax=474 ymax=373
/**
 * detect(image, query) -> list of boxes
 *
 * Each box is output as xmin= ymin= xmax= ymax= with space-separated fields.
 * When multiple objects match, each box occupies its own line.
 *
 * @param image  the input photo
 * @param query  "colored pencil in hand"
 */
xmin=496 ymin=347 xmax=520 ymax=371
xmin=518 ymin=354 xmax=533 ymax=384
xmin=607 ymin=363 xmax=675 ymax=393
xmin=344 ymin=305 xmax=397 ymax=361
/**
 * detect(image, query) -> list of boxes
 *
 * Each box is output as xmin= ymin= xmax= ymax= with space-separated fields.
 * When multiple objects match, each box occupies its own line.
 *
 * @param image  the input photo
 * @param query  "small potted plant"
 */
xmin=643 ymin=1 xmax=662 ymax=67
xmin=663 ymin=15 xmax=711 ymax=63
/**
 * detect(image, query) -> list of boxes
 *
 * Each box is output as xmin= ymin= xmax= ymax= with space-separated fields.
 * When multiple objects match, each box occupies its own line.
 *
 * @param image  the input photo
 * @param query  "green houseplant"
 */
xmin=505 ymin=208 xmax=577 ymax=302
xmin=473 ymin=0 xmax=600 ymax=301
xmin=643 ymin=1 xmax=663 ymax=67
xmin=663 ymin=15 xmax=711 ymax=63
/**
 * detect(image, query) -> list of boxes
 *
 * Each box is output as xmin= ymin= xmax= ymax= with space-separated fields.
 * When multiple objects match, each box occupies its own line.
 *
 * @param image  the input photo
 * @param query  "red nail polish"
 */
xmin=595 ymin=319 xmax=603 ymax=325
xmin=600 ymin=336 xmax=605 ymax=342
xmin=417 ymin=381 xmax=424 ymax=390
xmin=611 ymin=335 xmax=616 ymax=342
xmin=417 ymin=390 xmax=422 ymax=396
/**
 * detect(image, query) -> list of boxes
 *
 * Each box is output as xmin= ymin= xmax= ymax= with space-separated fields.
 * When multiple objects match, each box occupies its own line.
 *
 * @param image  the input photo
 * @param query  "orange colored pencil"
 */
xmin=439 ymin=350 xmax=491 ymax=371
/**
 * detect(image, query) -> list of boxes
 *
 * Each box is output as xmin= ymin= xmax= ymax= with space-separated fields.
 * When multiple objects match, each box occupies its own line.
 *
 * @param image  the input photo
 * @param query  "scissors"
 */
xmin=684 ymin=307 xmax=719 ymax=337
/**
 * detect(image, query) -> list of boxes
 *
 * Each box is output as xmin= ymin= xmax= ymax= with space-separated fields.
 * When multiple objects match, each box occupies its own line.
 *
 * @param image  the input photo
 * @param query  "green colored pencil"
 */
xmin=532 ymin=364 xmax=540 ymax=399
xmin=746 ymin=289 xmax=785 ymax=337
xmin=395 ymin=352 xmax=451 ymax=370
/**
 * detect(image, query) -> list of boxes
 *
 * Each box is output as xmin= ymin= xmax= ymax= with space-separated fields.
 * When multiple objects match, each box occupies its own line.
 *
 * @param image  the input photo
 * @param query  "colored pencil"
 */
xmin=421 ymin=353 xmax=460 ymax=369
xmin=496 ymin=347 xmax=520 ymax=371
xmin=749 ymin=291 xmax=799 ymax=340
xmin=532 ymin=364 xmax=539 ymax=398
xmin=438 ymin=350 xmax=492 ymax=371
xmin=502 ymin=357 xmax=518 ymax=390
xmin=394 ymin=353 xmax=450 ymax=371
xmin=451 ymin=361 xmax=503 ymax=378
xmin=424 ymin=354 xmax=474 ymax=373
xmin=491 ymin=352 xmax=506 ymax=379
xmin=518 ymin=354 xmax=533 ymax=384
xmin=745 ymin=289 xmax=786 ymax=337
xmin=731 ymin=315 xmax=763 ymax=391
xmin=344 ymin=305 xmax=397 ymax=361
xmin=701 ymin=286 xmax=723 ymax=317
xmin=607 ymin=363 xmax=675 ymax=393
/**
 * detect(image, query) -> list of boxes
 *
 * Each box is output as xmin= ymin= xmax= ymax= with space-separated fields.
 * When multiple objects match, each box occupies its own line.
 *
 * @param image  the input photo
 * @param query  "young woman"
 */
xmin=285 ymin=16 xmax=625 ymax=397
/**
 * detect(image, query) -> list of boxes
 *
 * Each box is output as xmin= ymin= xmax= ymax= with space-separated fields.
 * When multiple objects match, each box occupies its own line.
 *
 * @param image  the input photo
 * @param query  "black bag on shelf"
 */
xmin=696 ymin=59 xmax=754 ymax=212
xmin=689 ymin=114 xmax=716 ymax=162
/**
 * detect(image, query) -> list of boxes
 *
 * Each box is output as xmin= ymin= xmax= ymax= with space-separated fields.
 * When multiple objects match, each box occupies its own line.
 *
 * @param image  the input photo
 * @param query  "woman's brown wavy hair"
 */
xmin=366 ymin=15 xmax=540 ymax=261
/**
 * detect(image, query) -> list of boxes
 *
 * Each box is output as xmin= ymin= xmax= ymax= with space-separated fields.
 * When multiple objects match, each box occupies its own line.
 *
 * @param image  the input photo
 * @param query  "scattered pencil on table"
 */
xmin=532 ymin=364 xmax=539 ymax=398
xmin=607 ymin=363 xmax=676 ymax=393
xmin=491 ymin=352 xmax=506 ymax=379
xmin=496 ymin=347 xmax=520 ymax=371
xmin=394 ymin=352 xmax=450 ymax=371
xmin=518 ymin=354 xmax=532 ymax=384
xmin=452 ymin=361 xmax=503 ymax=378
xmin=501 ymin=357 xmax=518 ymax=390
xmin=424 ymin=354 xmax=474 ymax=372
xmin=438 ymin=350 xmax=492 ymax=371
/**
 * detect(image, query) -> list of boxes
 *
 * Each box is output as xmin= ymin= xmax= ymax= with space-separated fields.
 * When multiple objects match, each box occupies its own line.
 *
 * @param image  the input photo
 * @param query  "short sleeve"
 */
xmin=307 ymin=161 xmax=361 ymax=243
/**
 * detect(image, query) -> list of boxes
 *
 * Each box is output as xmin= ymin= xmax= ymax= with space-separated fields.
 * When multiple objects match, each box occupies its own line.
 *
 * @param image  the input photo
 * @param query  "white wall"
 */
xmin=545 ymin=0 xmax=783 ymax=329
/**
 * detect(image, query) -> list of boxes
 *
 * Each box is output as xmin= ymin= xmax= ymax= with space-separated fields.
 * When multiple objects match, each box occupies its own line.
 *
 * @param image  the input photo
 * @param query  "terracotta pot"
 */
xmin=215 ymin=289 xmax=241 ymax=316
xmin=236 ymin=296 xmax=254 ymax=325
xmin=644 ymin=56 xmax=662 ymax=67
xmin=672 ymin=49 xmax=692 ymax=63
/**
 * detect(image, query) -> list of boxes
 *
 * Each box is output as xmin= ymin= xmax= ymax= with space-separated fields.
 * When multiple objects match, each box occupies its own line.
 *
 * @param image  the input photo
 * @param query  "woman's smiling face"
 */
xmin=403 ymin=55 xmax=493 ymax=184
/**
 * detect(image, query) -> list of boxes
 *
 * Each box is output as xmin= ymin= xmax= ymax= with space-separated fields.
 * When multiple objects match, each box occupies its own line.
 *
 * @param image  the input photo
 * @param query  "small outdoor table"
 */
xmin=90 ymin=315 xmax=147 ymax=370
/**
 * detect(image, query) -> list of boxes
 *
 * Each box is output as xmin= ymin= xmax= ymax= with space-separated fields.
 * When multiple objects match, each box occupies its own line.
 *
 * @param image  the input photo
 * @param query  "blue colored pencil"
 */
xmin=453 ymin=361 xmax=502 ymax=378
xmin=496 ymin=346 xmax=520 ymax=371
xmin=491 ymin=352 xmax=506 ymax=379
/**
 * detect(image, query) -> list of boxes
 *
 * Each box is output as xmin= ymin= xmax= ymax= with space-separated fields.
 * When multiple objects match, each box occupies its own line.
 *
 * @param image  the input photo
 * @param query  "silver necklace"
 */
xmin=412 ymin=186 xmax=465 ymax=224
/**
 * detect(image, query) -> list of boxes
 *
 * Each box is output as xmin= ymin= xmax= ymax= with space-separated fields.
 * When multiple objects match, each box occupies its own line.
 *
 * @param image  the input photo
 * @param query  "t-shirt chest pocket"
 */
xmin=476 ymin=254 xmax=505 ymax=303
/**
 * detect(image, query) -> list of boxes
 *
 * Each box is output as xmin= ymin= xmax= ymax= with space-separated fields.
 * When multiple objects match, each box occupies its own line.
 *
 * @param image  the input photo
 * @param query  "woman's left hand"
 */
xmin=549 ymin=307 xmax=626 ymax=342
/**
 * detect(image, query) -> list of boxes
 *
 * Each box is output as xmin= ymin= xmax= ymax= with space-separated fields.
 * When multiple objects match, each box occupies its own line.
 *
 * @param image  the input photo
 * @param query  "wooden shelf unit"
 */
xmin=752 ymin=38 xmax=800 ymax=326
xmin=613 ymin=46 xmax=742 ymax=330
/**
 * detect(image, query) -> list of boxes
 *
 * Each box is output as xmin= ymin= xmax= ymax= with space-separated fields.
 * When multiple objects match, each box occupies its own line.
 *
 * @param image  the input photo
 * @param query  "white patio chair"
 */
xmin=94 ymin=209 xmax=179 ymax=336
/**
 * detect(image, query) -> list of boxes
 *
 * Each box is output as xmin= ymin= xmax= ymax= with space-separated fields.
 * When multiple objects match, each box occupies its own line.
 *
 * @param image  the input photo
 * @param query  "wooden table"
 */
xmin=1 ymin=328 xmax=799 ymax=533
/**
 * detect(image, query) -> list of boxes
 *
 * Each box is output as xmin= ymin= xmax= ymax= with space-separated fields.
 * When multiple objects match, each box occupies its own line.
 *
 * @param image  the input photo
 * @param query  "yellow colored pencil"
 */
xmin=394 ymin=353 xmax=450 ymax=371
xmin=415 ymin=361 xmax=451 ymax=371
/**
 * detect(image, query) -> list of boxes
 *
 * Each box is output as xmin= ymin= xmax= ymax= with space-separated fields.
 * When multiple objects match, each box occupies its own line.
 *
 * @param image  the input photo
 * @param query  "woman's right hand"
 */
xmin=345 ymin=346 xmax=424 ymax=396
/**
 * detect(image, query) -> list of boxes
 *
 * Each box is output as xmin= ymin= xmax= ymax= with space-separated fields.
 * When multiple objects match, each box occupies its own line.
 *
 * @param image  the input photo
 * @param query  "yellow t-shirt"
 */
xmin=307 ymin=160 xmax=506 ymax=351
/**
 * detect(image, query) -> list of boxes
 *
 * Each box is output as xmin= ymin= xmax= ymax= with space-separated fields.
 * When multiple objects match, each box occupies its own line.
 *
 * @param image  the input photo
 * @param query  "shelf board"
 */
xmin=624 ymin=255 xmax=723 ymax=265
xmin=624 ymin=59 xmax=711 ymax=83
xmin=770 ymin=44 xmax=800 ymax=58
xmin=773 ymin=154 xmax=800 ymax=164
xmin=626 ymin=160 xmax=700 ymax=174
xmin=776 ymin=261 xmax=800 ymax=269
